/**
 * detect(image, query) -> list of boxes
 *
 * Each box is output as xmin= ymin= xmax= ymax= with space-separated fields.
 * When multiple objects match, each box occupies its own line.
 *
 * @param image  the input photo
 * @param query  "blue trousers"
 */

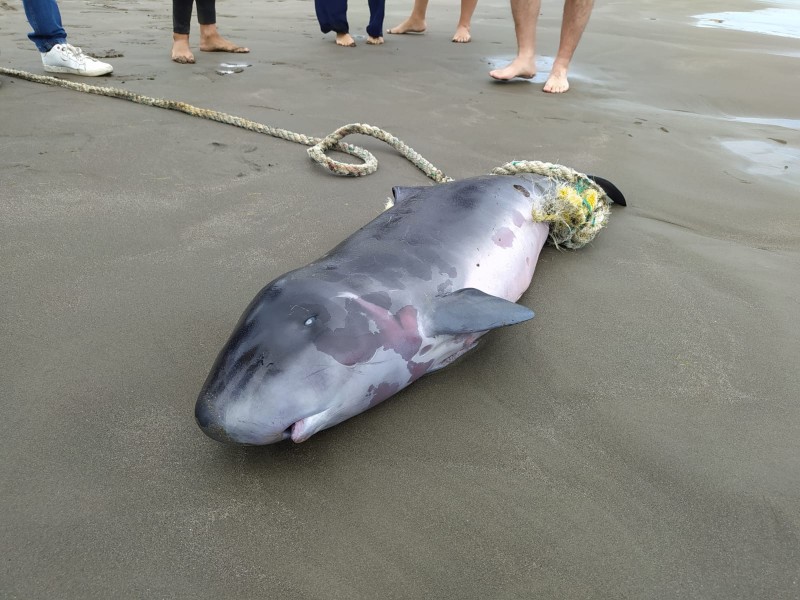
xmin=22 ymin=0 xmax=67 ymax=53
xmin=315 ymin=0 xmax=385 ymax=38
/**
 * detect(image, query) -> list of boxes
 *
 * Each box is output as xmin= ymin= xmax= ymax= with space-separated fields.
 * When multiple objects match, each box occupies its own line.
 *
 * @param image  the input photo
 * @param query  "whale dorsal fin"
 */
xmin=427 ymin=288 xmax=534 ymax=335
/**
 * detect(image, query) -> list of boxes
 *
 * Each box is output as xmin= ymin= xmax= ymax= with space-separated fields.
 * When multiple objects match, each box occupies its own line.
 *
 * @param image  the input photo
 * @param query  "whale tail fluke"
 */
xmin=587 ymin=175 xmax=626 ymax=207
xmin=531 ymin=173 xmax=626 ymax=250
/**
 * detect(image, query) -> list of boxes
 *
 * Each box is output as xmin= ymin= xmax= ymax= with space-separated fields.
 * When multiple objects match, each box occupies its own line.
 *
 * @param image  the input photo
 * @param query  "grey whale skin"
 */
xmin=195 ymin=174 xmax=623 ymax=445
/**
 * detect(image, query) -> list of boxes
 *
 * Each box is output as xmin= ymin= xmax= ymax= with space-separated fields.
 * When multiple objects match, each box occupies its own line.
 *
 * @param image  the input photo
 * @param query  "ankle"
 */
xmin=199 ymin=24 xmax=219 ymax=37
xmin=551 ymin=57 xmax=570 ymax=72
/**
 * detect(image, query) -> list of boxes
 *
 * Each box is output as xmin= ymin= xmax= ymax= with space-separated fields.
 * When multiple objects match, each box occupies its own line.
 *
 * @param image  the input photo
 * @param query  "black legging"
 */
xmin=173 ymin=0 xmax=216 ymax=35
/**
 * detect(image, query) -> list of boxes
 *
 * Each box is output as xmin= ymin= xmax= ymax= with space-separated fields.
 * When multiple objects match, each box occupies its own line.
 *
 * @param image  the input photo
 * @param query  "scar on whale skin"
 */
xmin=495 ymin=227 xmax=516 ymax=248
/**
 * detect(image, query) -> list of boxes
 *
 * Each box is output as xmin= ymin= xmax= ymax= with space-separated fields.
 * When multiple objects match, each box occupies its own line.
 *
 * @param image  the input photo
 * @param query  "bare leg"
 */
xmin=452 ymin=0 xmax=479 ymax=42
xmin=543 ymin=0 xmax=593 ymax=93
xmin=336 ymin=32 xmax=357 ymax=46
xmin=199 ymin=23 xmax=249 ymax=53
xmin=489 ymin=0 xmax=540 ymax=80
xmin=387 ymin=0 xmax=428 ymax=34
xmin=172 ymin=32 xmax=195 ymax=63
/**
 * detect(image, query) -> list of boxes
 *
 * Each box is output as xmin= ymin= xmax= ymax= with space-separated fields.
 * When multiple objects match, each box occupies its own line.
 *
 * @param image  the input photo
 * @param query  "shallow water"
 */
xmin=731 ymin=116 xmax=800 ymax=130
xmin=484 ymin=56 xmax=599 ymax=84
xmin=694 ymin=8 xmax=800 ymax=39
xmin=483 ymin=55 xmax=550 ymax=83
xmin=720 ymin=139 xmax=800 ymax=184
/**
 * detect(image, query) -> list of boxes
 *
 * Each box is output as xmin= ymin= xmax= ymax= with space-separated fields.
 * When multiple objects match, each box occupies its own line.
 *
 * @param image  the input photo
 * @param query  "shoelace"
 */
xmin=58 ymin=44 xmax=86 ymax=63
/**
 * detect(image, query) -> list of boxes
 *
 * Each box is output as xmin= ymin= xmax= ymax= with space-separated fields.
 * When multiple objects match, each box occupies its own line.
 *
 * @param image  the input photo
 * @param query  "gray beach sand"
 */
xmin=2 ymin=0 xmax=799 ymax=597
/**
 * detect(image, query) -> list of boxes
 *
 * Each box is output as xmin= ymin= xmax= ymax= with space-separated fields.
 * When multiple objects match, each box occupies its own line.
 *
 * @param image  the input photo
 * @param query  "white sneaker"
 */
xmin=41 ymin=43 xmax=113 ymax=76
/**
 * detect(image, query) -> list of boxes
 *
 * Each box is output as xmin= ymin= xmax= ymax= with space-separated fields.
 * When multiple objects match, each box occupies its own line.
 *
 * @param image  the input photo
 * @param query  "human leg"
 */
xmin=366 ymin=0 xmax=385 ymax=44
xmin=23 ymin=0 xmax=112 ymax=75
xmin=172 ymin=0 xmax=195 ymax=63
xmin=489 ymin=0 xmax=540 ymax=80
xmin=386 ymin=0 xmax=427 ymax=35
xmin=543 ymin=0 xmax=593 ymax=93
xmin=315 ymin=0 xmax=355 ymax=45
xmin=22 ymin=0 xmax=67 ymax=52
xmin=452 ymin=0 xmax=478 ymax=43
xmin=197 ymin=0 xmax=249 ymax=53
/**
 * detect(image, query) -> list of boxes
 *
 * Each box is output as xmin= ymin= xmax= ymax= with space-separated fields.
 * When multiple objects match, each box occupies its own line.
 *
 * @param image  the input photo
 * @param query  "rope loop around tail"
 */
xmin=491 ymin=160 xmax=612 ymax=249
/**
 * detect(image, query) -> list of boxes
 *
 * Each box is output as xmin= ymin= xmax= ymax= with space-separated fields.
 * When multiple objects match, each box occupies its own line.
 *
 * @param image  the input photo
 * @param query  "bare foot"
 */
xmin=489 ymin=56 xmax=535 ymax=81
xmin=199 ymin=28 xmax=249 ymax=53
xmin=200 ymin=35 xmax=249 ymax=53
xmin=366 ymin=36 xmax=384 ymax=45
xmin=386 ymin=18 xmax=426 ymax=34
xmin=452 ymin=25 xmax=471 ymax=43
xmin=171 ymin=34 xmax=195 ymax=64
xmin=335 ymin=32 xmax=356 ymax=47
xmin=543 ymin=67 xmax=569 ymax=93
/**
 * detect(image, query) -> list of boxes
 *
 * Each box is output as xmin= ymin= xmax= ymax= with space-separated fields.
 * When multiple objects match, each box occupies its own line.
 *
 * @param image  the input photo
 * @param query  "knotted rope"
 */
xmin=492 ymin=160 xmax=611 ymax=248
xmin=0 ymin=68 xmax=614 ymax=248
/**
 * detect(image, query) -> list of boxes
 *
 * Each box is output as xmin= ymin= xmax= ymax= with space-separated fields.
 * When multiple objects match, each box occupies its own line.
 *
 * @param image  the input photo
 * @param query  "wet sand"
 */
xmin=2 ymin=0 xmax=799 ymax=598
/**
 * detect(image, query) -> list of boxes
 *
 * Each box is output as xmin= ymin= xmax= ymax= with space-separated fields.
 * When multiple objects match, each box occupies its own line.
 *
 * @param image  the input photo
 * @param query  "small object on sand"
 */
xmin=89 ymin=49 xmax=124 ymax=59
xmin=216 ymin=62 xmax=251 ymax=75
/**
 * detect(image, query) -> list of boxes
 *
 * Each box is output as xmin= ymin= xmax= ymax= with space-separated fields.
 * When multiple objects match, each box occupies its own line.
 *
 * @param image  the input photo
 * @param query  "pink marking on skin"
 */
xmin=407 ymin=359 xmax=434 ymax=381
xmin=315 ymin=299 xmax=423 ymax=366
xmin=315 ymin=322 xmax=381 ymax=366
xmin=511 ymin=210 xmax=525 ymax=227
xmin=367 ymin=382 xmax=402 ymax=409
xmin=495 ymin=227 xmax=516 ymax=249
xmin=355 ymin=299 xmax=423 ymax=361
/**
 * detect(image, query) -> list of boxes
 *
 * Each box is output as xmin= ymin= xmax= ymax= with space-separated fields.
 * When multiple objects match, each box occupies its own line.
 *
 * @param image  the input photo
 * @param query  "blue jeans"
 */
xmin=22 ymin=0 xmax=67 ymax=53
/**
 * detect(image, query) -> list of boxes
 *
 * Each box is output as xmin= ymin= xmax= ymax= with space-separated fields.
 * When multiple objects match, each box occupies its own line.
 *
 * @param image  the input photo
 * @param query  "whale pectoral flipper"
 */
xmin=427 ymin=288 xmax=535 ymax=335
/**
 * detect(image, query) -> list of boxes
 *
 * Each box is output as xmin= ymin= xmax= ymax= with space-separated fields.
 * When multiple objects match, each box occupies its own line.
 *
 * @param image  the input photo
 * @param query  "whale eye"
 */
xmin=304 ymin=316 xmax=317 ymax=327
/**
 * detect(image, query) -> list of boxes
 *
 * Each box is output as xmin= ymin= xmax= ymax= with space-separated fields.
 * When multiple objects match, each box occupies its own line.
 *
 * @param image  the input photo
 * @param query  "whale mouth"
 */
xmin=267 ymin=418 xmax=318 ymax=444
xmin=287 ymin=414 xmax=325 ymax=443
xmin=279 ymin=420 xmax=305 ymax=443
xmin=290 ymin=418 xmax=309 ymax=443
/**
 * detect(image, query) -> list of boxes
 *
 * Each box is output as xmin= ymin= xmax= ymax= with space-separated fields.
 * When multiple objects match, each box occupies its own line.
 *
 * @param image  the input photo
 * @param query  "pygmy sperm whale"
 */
xmin=195 ymin=173 xmax=625 ymax=444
